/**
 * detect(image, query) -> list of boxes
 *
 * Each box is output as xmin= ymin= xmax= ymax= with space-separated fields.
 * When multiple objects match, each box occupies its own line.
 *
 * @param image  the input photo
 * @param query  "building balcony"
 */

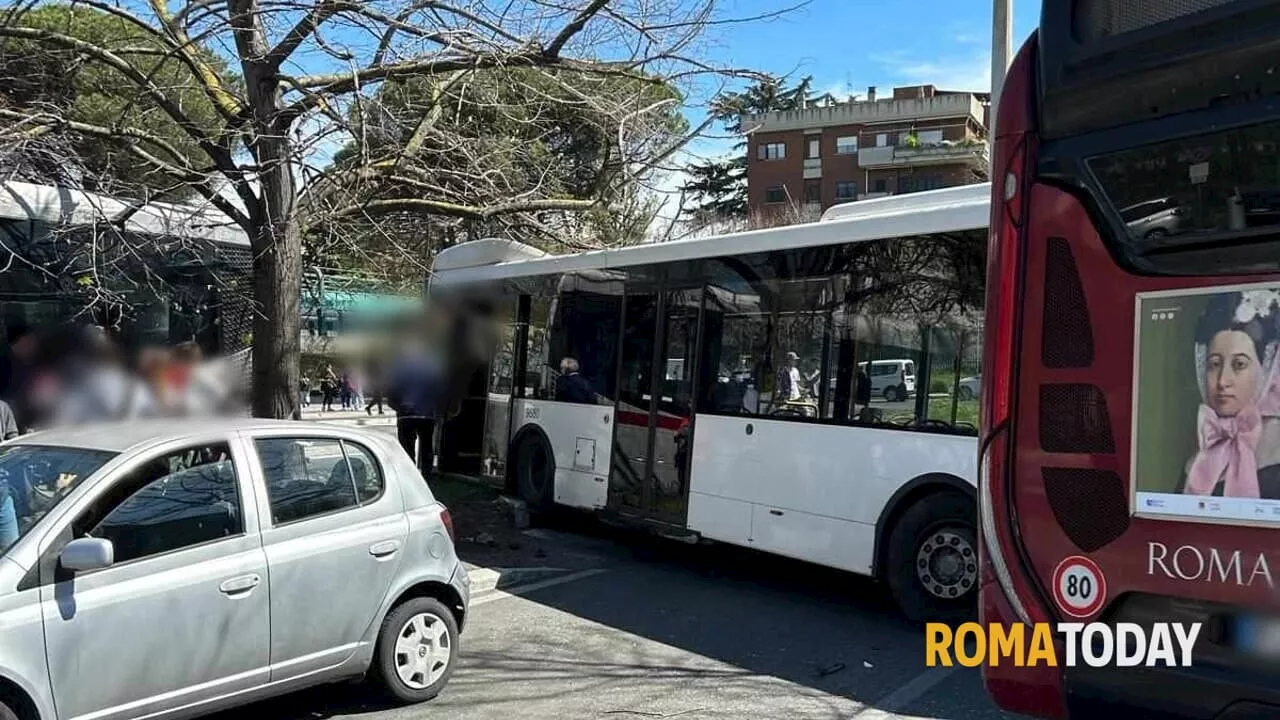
xmin=857 ymin=141 xmax=988 ymax=169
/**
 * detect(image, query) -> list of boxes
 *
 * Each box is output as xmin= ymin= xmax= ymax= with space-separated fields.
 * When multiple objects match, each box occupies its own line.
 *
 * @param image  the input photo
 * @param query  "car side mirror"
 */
xmin=60 ymin=538 xmax=115 ymax=572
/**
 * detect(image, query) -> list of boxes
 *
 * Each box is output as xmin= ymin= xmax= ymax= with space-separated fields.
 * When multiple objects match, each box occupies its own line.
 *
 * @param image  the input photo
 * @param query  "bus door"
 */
xmin=609 ymin=287 xmax=700 ymax=525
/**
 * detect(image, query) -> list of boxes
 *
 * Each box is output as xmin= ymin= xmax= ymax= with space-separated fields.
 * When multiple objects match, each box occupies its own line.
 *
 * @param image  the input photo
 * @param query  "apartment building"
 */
xmin=743 ymin=85 xmax=989 ymax=220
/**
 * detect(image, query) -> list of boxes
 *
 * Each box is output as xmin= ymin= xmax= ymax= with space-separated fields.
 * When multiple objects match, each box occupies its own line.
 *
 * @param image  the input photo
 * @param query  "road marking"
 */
xmin=848 ymin=666 xmax=959 ymax=719
xmin=471 ymin=568 xmax=608 ymax=606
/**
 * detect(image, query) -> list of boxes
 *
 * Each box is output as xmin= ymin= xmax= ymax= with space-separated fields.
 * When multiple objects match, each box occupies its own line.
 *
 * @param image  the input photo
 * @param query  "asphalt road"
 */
xmin=211 ymin=514 xmax=1023 ymax=720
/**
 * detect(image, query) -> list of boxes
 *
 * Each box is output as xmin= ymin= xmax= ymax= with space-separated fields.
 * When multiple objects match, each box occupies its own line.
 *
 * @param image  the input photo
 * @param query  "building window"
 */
xmin=807 ymin=138 xmax=820 ymax=159
xmin=901 ymin=174 xmax=945 ymax=194
xmin=758 ymin=142 xmax=785 ymax=161
xmin=804 ymin=181 xmax=821 ymax=204
xmin=873 ymin=178 xmax=887 ymax=193
xmin=918 ymin=129 xmax=944 ymax=145
xmin=765 ymin=186 xmax=787 ymax=204
xmin=835 ymin=181 xmax=857 ymax=200
xmin=876 ymin=134 xmax=888 ymax=147
xmin=836 ymin=136 xmax=858 ymax=155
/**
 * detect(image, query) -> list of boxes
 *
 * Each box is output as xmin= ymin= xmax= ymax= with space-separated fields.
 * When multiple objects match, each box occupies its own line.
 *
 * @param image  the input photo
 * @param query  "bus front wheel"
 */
xmin=885 ymin=491 xmax=977 ymax=624
xmin=514 ymin=433 xmax=556 ymax=512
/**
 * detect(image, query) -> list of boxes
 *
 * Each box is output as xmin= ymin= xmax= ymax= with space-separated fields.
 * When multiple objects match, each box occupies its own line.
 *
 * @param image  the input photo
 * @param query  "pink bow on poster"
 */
xmin=1186 ymin=404 xmax=1262 ymax=497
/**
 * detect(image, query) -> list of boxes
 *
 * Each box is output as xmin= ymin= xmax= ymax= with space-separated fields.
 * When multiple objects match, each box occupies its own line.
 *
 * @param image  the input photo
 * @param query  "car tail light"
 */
xmin=440 ymin=507 xmax=456 ymax=543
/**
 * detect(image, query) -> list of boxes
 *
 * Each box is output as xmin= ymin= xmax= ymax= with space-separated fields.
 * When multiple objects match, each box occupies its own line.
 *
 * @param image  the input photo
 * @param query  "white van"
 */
xmin=859 ymin=359 xmax=916 ymax=402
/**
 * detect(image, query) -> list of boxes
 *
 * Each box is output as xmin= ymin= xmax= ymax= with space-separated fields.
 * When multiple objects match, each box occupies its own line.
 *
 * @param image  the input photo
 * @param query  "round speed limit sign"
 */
xmin=1052 ymin=556 xmax=1106 ymax=618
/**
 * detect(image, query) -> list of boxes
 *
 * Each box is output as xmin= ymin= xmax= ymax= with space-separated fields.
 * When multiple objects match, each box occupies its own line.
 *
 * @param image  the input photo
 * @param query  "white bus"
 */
xmin=430 ymin=183 xmax=991 ymax=621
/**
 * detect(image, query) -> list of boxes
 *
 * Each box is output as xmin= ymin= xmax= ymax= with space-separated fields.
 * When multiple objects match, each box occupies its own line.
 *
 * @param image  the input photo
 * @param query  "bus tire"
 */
xmin=885 ymin=491 xmax=978 ymax=624
xmin=514 ymin=432 xmax=555 ymax=511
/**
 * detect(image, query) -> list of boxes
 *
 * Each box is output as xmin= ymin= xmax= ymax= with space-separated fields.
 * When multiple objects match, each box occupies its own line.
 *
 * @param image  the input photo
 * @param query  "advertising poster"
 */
xmin=1133 ymin=283 xmax=1280 ymax=524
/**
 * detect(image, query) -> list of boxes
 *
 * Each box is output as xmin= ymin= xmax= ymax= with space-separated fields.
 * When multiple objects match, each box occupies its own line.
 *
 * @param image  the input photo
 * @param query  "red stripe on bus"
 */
xmin=615 ymin=409 xmax=686 ymax=431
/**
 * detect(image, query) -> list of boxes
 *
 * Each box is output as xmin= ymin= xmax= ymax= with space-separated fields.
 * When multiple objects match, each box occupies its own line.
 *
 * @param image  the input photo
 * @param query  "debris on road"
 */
xmin=501 ymin=495 xmax=531 ymax=529
xmin=429 ymin=474 xmax=550 ymax=567
xmin=818 ymin=661 xmax=846 ymax=677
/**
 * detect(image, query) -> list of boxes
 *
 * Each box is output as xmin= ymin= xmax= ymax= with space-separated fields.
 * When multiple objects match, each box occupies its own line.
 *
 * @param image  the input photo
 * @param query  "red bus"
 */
xmin=981 ymin=0 xmax=1280 ymax=717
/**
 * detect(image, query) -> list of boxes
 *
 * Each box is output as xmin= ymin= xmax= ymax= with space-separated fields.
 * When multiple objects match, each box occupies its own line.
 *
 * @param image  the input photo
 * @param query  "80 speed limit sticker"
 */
xmin=1051 ymin=556 xmax=1106 ymax=618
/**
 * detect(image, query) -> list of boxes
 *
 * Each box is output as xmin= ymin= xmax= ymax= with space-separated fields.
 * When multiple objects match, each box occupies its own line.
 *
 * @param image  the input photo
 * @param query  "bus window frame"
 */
xmin=461 ymin=230 xmax=986 ymax=439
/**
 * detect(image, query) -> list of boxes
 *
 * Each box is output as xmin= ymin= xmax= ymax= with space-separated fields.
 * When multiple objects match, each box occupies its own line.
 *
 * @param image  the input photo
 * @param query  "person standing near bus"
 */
xmin=388 ymin=342 xmax=443 ymax=477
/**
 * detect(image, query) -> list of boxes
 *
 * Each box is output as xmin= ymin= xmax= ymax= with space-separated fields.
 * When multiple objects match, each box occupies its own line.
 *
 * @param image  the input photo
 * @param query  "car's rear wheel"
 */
xmin=885 ymin=491 xmax=978 ymax=624
xmin=371 ymin=597 xmax=459 ymax=704
xmin=959 ymin=386 xmax=974 ymax=401
xmin=0 ymin=699 xmax=18 ymax=720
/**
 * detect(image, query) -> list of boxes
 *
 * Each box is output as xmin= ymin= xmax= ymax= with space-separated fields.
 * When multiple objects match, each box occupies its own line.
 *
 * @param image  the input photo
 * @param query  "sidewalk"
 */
xmin=299 ymin=405 xmax=397 ymax=427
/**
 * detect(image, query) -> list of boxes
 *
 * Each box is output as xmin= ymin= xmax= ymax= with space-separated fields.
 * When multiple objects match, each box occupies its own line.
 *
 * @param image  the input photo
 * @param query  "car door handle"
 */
xmin=219 ymin=574 xmax=260 ymax=595
xmin=369 ymin=540 xmax=401 ymax=558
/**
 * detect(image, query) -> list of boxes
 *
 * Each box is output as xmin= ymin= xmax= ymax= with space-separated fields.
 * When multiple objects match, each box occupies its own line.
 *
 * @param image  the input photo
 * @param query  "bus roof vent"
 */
xmin=819 ymin=183 xmax=991 ymax=223
xmin=432 ymin=238 xmax=547 ymax=273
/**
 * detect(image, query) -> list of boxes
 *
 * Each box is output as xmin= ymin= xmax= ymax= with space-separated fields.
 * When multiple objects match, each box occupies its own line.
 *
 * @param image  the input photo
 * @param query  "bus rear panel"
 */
xmin=982 ymin=1 xmax=1280 ymax=718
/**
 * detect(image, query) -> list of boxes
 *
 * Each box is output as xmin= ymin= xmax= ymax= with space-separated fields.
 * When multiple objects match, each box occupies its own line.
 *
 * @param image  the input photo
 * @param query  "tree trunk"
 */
xmin=243 ymin=73 xmax=301 ymax=418
xmin=250 ymin=207 xmax=302 ymax=419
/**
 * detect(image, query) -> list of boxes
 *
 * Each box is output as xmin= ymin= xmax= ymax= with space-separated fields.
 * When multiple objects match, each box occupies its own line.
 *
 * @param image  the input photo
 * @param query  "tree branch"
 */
xmin=544 ymin=0 xmax=610 ymax=57
xmin=325 ymin=196 xmax=597 ymax=223
xmin=264 ymin=0 xmax=341 ymax=68
xmin=0 ymin=25 xmax=241 ymax=175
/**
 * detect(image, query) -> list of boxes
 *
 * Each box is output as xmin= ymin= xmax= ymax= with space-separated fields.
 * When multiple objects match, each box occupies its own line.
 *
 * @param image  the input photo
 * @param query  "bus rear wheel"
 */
xmin=514 ymin=433 xmax=555 ymax=511
xmin=885 ymin=491 xmax=978 ymax=624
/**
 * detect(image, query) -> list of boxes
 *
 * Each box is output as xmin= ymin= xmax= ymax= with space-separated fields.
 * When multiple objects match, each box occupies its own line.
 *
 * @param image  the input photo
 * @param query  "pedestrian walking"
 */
xmin=320 ymin=363 xmax=338 ymax=411
xmin=364 ymin=359 xmax=385 ymax=415
xmin=299 ymin=375 xmax=311 ymax=407
xmin=388 ymin=343 xmax=443 ymax=477
xmin=349 ymin=367 xmax=365 ymax=410
xmin=339 ymin=368 xmax=352 ymax=410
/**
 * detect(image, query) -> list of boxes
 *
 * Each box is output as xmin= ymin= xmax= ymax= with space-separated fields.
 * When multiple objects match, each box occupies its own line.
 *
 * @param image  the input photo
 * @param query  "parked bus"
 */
xmin=980 ymin=1 xmax=1280 ymax=717
xmin=430 ymin=185 xmax=989 ymax=621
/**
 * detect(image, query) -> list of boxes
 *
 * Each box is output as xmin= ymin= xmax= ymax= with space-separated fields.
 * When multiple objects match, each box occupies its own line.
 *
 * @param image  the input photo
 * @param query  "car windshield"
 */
xmin=0 ymin=445 xmax=116 ymax=554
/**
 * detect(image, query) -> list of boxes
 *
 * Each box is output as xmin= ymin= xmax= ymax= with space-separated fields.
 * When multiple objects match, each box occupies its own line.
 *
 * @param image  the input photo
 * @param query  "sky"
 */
xmin=642 ymin=0 xmax=1038 ymax=235
xmin=677 ymin=0 xmax=1040 ymax=159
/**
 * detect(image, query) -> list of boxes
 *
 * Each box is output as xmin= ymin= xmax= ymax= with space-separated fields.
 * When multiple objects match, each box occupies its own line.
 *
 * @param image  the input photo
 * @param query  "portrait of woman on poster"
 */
xmin=1182 ymin=289 xmax=1280 ymax=499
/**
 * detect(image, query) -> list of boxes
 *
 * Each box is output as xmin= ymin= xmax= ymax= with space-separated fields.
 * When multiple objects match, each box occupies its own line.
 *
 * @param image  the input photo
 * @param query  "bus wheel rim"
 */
xmin=915 ymin=528 xmax=977 ymax=600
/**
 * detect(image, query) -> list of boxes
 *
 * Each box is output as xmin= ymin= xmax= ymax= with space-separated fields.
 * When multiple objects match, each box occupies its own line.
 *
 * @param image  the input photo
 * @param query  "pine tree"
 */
xmin=681 ymin=76 xmax=815 ymax=230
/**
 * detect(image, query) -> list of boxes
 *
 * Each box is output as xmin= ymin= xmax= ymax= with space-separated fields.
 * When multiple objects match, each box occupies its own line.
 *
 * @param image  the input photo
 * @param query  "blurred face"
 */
xmin=1207 ymin=330 xmax=1261 ymax=416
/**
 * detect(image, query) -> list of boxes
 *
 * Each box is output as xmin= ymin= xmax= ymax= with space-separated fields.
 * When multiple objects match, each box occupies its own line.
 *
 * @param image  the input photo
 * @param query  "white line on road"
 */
xmin=470 ymin=568 xmax=608 ymax=607
xmin=848 ymin=666 xmax=960 ymax=719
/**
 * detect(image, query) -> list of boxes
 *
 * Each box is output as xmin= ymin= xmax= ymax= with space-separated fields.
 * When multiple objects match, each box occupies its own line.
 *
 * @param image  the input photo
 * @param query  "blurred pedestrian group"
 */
xmin=305 ymin=360 xmax=386 ymax=416
xmin=0 ymin=323 xmax=244 ymax=438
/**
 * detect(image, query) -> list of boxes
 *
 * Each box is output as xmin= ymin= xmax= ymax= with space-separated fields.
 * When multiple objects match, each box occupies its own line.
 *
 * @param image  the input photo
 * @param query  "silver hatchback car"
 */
xmin=0 ymin=419 xmax=468 ymax=720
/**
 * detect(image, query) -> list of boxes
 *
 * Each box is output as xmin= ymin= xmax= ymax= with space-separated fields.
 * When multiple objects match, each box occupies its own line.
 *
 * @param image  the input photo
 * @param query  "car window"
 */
xmin=0 ymin=445 xmax=116 ymax=555
xmin=255 ymin=438 xmax=360 ymax=525
xmin=80 ymin=443 xmax=241 ymax=565
xmin=342 ymin=441 xmax=384 ymax=504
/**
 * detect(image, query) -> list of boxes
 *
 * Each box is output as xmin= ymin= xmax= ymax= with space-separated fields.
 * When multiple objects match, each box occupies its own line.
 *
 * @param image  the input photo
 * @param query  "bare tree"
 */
xmin=0 ymin=0 xmax=766 ymax=418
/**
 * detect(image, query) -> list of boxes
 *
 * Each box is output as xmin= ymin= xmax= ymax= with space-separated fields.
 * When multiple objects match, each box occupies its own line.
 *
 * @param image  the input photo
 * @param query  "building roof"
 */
xmin=0 ymin=180 xmax=249 ymax=247
xmin=11 ymin=418 xmax=350 ymax=453
xmin=431 ymin=183 xmax=992 ymax=287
